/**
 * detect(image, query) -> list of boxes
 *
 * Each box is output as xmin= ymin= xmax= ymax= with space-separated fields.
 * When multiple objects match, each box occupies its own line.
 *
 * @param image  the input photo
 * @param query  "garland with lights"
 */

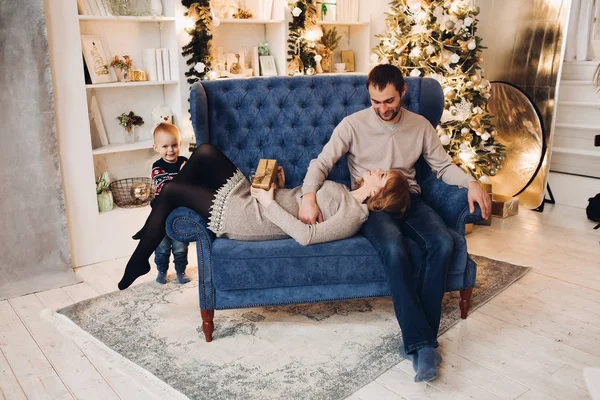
xmin=287 ymin=0 xmax=317 ymax=70
xmin=373 ymin=0 xmax=505 ymax=181
xmin=181 ymin=0 xmax=214 ymax=83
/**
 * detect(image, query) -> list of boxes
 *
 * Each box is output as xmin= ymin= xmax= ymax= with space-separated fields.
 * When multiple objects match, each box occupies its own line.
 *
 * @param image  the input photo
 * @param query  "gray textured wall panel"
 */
xmin=0 ymin=0 xmax=80 ymax=299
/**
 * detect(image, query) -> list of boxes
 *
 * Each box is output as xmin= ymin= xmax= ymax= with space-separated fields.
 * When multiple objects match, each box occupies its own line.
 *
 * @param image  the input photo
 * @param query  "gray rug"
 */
xmin=56 ymin=255 xmax=529 ymax=400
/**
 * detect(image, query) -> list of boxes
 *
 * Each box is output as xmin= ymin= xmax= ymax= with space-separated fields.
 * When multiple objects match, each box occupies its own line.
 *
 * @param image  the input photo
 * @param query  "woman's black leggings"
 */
xmin=118 ymin=143 xmax=237 ymax=289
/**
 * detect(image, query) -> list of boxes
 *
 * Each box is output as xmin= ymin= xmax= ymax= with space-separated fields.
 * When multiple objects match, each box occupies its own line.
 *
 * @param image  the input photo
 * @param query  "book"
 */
xmin=143 ymin=48 xmax=158 ymax=81
xmin=94 ymin=0 xmax=107 ymax=16
xmin=90 ymin=96 xmax=109 ymax=146
xmin=252 ymin=46 xmax=260 ymax=76
xmin=86 ymin=0 xmax=100 ymax=15
xmin=82 ymin=57 xmax=92 ymax=84
xmin=349 ymin=0 xmax=359 ymax=22
xmin=262 ymin=0 xmax=273 ymax=19
xmin=155 ymin=48 xmax=164 ymax=81
xmin=76 ymin=0 xmax=90 ymax=15
xmin=252 ymin=159 xmax=278 ymax=190
xmin=160 ymin=48 xmax=171 ymax=81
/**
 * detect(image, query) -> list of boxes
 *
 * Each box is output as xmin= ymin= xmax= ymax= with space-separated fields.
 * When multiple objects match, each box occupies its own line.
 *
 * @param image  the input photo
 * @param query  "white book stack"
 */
xmin=160 ymin=48 xmax=171 ymax=81
xmin=262 ymin=0 xmax=273 ymax=19
xmin=336 ymin=0 xmax=359 ymax=22
xmin=338 ymin=0 xmax=345 ymax=22
xmin=143 ymin=48 xmax=158 ymax=81
xmin=155 ymin=48 xmax=164 ymax=81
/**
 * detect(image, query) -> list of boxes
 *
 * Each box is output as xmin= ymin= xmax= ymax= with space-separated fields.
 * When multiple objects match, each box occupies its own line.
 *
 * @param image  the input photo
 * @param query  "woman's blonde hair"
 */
xmin=357 ymin=170 xmax=411 ymax=218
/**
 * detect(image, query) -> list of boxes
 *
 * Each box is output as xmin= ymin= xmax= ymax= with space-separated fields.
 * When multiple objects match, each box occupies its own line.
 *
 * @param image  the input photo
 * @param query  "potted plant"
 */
xmin=317 ymin=27 xmax=341 ymax=72
xmin=110 ymin=55 xmax=133 ymax=81
xmin=96 ymin=171 xmax=114 ymax=212
xmin=116 ymin=111 xmax=144 ymax=143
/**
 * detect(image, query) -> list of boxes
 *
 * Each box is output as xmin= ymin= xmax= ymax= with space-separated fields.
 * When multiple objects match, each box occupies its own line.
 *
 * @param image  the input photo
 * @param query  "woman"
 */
xmin=119 ymin=144 xmax=410 ymax=290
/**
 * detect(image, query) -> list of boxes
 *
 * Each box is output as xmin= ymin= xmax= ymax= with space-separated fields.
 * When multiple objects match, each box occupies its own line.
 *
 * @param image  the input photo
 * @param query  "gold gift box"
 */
xmin=491 ymin=194 xmax=519 ymax=218
xmin=252 ymin=159 xmax=278 ymax=190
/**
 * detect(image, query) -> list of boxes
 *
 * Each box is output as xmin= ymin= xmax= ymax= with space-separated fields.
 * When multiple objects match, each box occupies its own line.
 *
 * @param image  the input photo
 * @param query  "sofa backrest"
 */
xmin=190 ymin=75 xmax=443 ymax=188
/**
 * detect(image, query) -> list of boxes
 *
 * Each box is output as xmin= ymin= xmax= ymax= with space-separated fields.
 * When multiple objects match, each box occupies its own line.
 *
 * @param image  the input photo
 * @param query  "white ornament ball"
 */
xmin=464 ymin=17 xmax=474 ymax=27
xmin=410 ymin=69 xmax=422 ymax=77
xmin=479 ymin=175 xmax=489 ymax=183
xmin=460 ymin=143 xmax=469 ymax=151
xmin=194 ymin=62 xmax=206 ymax=73
xmin=292 ymin=7 xmax=302 ymax=17
xmin=481 ymin=132 xmax=491 ymax=141
xmin=449 ymin=53 xmax=460 ymax=64
xmin=426 ymin=45 xmax=435 ymax=55
xmin=440 ymin=134 xmax=451 ymax=145
xmin=461 ymin=127 xmax=470 ymax=135
xmin=468 ymin=40 xmax=476 ymax=50
xmin=466 ymin=81 xmax=475 ymax=89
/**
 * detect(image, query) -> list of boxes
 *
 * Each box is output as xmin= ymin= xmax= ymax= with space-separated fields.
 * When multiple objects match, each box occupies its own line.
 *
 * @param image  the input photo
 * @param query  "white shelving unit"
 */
xmin=210 ymin=0 xmax=372 ymax=77
xmin=45 ymin=0 xmax=375 ymax=266
xmin=45 ymin=0 xmax=184 ymax=267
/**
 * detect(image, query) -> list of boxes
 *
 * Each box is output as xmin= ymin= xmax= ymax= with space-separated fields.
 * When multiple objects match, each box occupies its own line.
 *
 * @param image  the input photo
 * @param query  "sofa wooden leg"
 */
xmin=200 ymin=309 xmax=215 ymax=342
xmin=459 ymin=288 xmax=473 ymax=319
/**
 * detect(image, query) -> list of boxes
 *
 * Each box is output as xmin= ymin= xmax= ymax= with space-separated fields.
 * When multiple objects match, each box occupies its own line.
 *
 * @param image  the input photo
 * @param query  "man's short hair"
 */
xmin=366 ymin=64 xmax=405 ymax=94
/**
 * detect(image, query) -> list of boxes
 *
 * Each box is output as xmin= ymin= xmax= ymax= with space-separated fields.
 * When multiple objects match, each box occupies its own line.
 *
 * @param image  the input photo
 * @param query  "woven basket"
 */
xmin=109 ymin=177 xmax=155 ymax=208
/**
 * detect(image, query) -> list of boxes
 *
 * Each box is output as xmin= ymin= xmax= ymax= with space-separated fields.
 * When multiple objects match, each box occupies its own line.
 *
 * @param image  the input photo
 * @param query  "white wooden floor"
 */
xmin=1 ymin=203 xmax=599 ymax=400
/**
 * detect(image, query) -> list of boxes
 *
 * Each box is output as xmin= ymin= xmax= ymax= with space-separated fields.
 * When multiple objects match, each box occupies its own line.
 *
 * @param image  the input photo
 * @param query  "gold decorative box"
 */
xmin=491 ymin=194 xmax=519 ymax=218
xmin=341 ymin=50 xmax=355 ymax=72
xmin=251 ymin=159 xmax=278 ymax=190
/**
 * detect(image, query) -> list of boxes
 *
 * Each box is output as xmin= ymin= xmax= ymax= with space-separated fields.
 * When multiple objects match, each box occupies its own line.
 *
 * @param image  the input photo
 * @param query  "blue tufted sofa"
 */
xmin=167 ymin=75 xmax=483 ymax=342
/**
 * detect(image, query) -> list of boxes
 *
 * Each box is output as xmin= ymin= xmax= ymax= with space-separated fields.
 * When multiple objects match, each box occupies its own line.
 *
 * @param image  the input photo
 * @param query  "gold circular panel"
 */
xmin=487 ymin=82 xmax=544 ymax=198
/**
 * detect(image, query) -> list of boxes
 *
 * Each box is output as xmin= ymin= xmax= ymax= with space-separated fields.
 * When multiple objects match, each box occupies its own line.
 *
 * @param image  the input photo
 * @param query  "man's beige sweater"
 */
xmin=302 ymin=107 xmax=475 ymax=195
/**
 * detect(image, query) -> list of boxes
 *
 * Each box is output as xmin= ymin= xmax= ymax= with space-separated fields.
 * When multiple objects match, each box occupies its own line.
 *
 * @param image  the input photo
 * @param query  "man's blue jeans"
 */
xmin=362 ymin=195 xmax=456 ymax=354
xmin=154 ymin=235 xmax=189 ymax=274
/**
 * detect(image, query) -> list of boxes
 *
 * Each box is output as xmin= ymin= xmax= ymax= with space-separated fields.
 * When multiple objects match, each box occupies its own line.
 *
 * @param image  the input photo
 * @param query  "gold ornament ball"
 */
xmin=305 ymin=67 xmax=315 ymax=76
xmin=131 ymin=183 xmax=150 ymax=203
xmin=496 ymin=164 xmax=503 ymax=170
xmin=469 ymin=118 xmax=481 ymax=129
xmin=446 ymin=89 xmax=457 ymax=100
xmin=470 ymin=74 xmax=482 ymax=83
xmin=489 ymin=169 xmax=497 ymax=176
xmin=445 ymin=20 xmax=455 ymax=30
xmin=466 ymin=81 xmax=475 ymax=89
xmin=471 ymin=5 xmax=481 ymax=15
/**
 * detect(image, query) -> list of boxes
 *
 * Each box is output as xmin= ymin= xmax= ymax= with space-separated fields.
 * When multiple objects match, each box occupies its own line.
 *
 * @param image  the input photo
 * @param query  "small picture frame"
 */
xmin=81 ymin=35 xmax=116 ymax=84
xmin=90 ymin=95 xmax=109 ymax=147
xmin=259 ymin=55 xmax=277 ymax=76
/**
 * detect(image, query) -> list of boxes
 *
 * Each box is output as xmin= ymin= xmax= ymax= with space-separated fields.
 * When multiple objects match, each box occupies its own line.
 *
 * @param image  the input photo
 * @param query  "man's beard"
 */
xmin=376 ymin=105 xmax=401 ymax=122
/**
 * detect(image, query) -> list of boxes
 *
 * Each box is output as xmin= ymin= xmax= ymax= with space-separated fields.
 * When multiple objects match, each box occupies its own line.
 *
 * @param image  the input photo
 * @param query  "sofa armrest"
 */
xmin=166 ymin=207 xmax=216 ymax=310
xmin=166 ymin=207 xmax=215 ymax=244
xmin=420 ymin=177 xmax=483 ymax=234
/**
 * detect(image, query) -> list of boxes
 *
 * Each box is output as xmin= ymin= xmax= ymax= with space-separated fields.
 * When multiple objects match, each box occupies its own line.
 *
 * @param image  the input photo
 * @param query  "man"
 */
xmin=299 ymin=64 xmax=491 ymax=382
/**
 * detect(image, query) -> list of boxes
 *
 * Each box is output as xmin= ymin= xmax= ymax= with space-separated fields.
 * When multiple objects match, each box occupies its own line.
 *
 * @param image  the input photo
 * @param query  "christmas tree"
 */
xmin=373 ymin=0 xmax=505 ymax=181
xmin=181 ymin=0 xmax=213 ymax=83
